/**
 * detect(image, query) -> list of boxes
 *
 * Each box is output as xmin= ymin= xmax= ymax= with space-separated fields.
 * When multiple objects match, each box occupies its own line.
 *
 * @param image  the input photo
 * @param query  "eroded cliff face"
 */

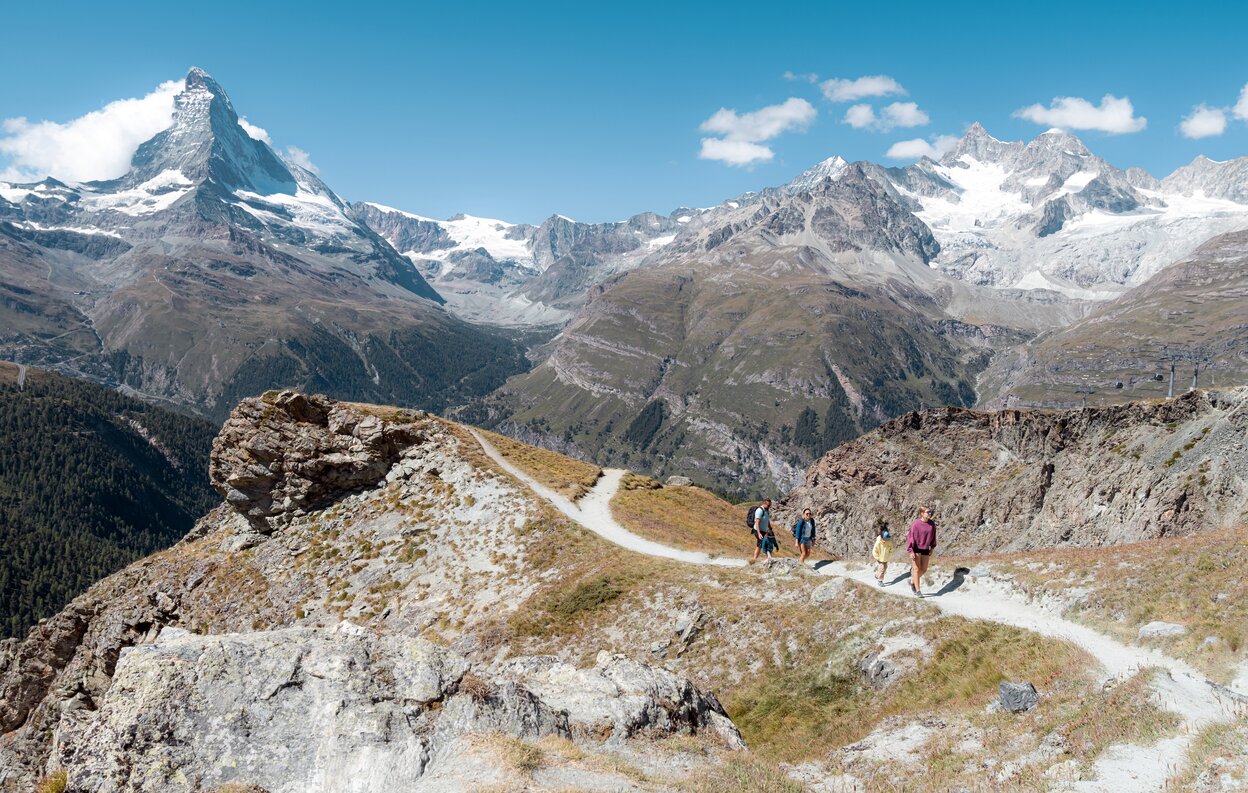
xmin=0 ymin=392 xmax=741 ymax=792
xmin=777 ymin=388 xmax=1248 ymax=557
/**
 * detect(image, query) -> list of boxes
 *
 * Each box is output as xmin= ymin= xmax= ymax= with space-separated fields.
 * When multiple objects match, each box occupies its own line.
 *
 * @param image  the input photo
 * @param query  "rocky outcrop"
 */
xmin=209 ymin=392 xmax=426 ymax=530
xmin=777 ymin=388 xmax=1248 ymax=556
xmin=500 ymin=652 xmax=743 ymax=748
xmin=50 ymin=626 xmax=738 ymax=793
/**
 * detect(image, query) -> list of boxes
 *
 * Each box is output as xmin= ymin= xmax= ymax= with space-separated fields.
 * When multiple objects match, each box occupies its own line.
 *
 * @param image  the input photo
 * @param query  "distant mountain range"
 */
xmin=455 ymin=125 xmax=1248 ymax=493
xmin=2 ymin=68 xmax=1246 ymax=492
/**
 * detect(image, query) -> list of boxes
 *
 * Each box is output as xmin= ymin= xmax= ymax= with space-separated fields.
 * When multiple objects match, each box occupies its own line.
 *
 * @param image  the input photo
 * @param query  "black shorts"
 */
xmin=914 ymin=548 xmax=932 ymax=556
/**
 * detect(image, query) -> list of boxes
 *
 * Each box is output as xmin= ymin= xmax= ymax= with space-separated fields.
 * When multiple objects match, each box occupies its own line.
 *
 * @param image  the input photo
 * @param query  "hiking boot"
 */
xmin=876 ymin=579 xmax=884 ymax=587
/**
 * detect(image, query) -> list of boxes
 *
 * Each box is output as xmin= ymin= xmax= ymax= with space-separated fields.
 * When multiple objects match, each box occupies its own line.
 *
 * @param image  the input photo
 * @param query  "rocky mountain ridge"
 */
xmin=777 ymin=387 xmax=1248 ymax=557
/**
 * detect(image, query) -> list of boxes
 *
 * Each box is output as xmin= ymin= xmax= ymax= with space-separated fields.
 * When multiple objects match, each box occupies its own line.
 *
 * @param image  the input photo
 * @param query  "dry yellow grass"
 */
xmin=610 ymin=475 xmax=825 ymax=561
xmin=610 ymin=477 xmax=757 ymax=557
xmin=475 ymin=428 xmax=602 ymax=500
xmin=989 ymin=525 xmax=1248 ymax=682
xmin=34 ymin=771 xmax=67 ymax=793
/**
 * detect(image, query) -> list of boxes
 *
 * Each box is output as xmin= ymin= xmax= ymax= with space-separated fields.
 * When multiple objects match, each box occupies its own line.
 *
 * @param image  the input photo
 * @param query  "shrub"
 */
xmin=35 ymin=772 xmax=67 ymax=793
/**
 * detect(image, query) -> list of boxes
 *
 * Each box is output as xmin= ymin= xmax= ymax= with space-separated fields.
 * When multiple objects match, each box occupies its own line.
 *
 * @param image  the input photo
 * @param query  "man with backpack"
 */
xmin=748 ymin=498 xmax=778 ymax=562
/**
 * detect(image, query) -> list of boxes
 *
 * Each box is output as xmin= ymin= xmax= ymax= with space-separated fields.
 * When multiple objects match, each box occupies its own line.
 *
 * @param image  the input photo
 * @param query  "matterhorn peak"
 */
xmin=122 ymin=66 xmax=296 ymax=195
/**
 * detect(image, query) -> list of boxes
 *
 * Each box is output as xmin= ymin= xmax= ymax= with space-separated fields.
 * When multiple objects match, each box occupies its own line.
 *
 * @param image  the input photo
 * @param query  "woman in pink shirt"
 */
xmin=906 ymin=505 xmax=936 ymax=597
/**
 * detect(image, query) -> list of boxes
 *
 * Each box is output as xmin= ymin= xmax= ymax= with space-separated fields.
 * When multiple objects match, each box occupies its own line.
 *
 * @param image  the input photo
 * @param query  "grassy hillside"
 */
xmin=0 ymin=363 xmax=217 ymax=637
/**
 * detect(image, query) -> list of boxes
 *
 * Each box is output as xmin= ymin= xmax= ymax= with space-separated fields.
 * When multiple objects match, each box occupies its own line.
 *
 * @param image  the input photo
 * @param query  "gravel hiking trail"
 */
xmin=471 ymin=428 xmax=1246 ymax=791
xmin=470 ymin=429 xmax=746 ymax=567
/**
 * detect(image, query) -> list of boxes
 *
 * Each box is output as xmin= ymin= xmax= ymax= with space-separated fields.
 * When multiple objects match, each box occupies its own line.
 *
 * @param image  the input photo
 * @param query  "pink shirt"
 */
xmin=906 ymin=519 xmax=936 ymax=552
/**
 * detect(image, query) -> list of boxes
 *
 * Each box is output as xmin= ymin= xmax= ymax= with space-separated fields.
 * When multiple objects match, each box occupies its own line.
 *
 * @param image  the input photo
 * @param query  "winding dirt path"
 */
xmin=471 ymin=428 xmax=1244 ymax=790
xmin=470 ymin=429 xmax=745 ymax=567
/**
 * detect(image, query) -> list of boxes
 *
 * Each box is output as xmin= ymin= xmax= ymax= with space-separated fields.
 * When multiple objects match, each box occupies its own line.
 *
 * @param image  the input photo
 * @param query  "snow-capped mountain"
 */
xmin=868 ymin=123 xmax=1248 ymax=297
xmin=352 ymin=202 xmax=690 ymax=325
xmin=0 ymin=68 xmax=529 ymax=418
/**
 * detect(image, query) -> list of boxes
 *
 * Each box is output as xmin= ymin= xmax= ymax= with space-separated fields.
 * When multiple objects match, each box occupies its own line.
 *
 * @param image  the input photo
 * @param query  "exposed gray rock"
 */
xmin=500 ymin=650 xmax=745 ymax=749
xmin=47 ymin=627 xmax=738 ymax=793
xmin=665 ymin=475 xmax=694 ymax=487
xmin=1138 ymin=621 xmax=1187 ymax=640
xmin=999 ymin=681 xmax=1039 ymax=713
xmin=209 ymin=392 xmax=426 ymax=531
xmin=811 ymin=579 xmax=848 ymax=604
xmin=859 ymin=651 xmax=901 ymax=688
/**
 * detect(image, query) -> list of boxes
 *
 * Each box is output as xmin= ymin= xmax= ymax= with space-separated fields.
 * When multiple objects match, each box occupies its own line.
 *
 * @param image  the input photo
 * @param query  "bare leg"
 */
xmin=916 ymin=554 xmax=931 ymax=592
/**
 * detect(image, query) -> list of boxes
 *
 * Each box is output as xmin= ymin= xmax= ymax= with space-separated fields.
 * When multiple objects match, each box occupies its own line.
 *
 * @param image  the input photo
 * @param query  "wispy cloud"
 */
xmin=820 ymin=75 xmax=906 ymax=102
xmin=1232 ymin=82 xmax=1248 ymax=122
xmin=843 ymin=101 xmax=929 ymax=131
xmin=885 ymin=134 xmax=959 ymax=160
xmin=698 ymin=138 xmax=776 ymax=167
xmin=698 ymin=97 xmax=817 ymax=167
xmin=283 ymin=146 xmax=319 ymax=174
xmin=782 ymin=70 xmax=819 ymax=84
xmin=0 ymin=79 xmax=181 ymax=183
xmin=238 ymin=117 xmax=271 ymax=144
xmin=1178 ymin=104 xmax=1227 ymax=139
xmin=1014 ymin=94 xmax=1146 ymax=134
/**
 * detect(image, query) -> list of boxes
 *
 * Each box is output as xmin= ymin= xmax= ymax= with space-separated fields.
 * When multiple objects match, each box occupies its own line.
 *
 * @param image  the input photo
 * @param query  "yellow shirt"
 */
xmin=872 ymin=536 xmax=893 ymax=563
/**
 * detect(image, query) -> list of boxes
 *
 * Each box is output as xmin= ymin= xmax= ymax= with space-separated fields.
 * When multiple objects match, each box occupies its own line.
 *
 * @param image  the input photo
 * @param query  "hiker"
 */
xmin=906 ymin=505 xmax=937 ymax=597
xmin=749 ymin=498 xmax=777 ymax=561
xmin=791 ymin=508 xmax=816 ymax=563
xmin=872 ymin=522 xmax=893 ymax=586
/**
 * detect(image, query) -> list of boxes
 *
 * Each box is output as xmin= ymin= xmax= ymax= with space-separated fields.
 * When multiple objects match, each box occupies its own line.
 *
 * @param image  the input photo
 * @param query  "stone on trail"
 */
xmin=999 ymin=681 xmax=1039 ymax=713
xmin=1138 ymin=621 xmax=1187 ymax=640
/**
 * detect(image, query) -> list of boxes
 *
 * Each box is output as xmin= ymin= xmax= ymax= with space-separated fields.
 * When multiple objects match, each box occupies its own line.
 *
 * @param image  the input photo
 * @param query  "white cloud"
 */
xmin=820 ymin=75 xmax=906 ymax=102
xmin=1013 ymin=94 xmax=1146 ymax=134
xmin=885 ymin=134 xmax=959 ymax=160
xmin=698 ymin=138 xmax=774 ymax=167
xmin=1179 ymin=104 xmax=1227 ymax=139
xmin=843 ymin=104 xmax=877 ymax=129
xmin=0 ymin=79 xmax=182 ymax=183
xmin=1234 ymin=82 xmax=1248 ymax=122
xmin=238 ymin=117 xmax=271 ymax=144
xmin=699 ymin=98 xmax=817 ymax=143
xmin=283 ymin=146 xmax=319 ymax=174
xmin=697 ymin=97 xmax=816 ymax=167
xmin=783 ymin=70 xmax=819 ymax=84
xmin=843 ymin=101 xmax=929 ymax=131
xmin=882 ymin=102 xmax=929 ymax=129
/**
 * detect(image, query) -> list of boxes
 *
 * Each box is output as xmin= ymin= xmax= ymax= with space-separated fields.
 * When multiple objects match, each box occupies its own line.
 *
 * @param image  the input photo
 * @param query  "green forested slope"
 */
xmin=0 ymin=363 xmax=217 ymax=637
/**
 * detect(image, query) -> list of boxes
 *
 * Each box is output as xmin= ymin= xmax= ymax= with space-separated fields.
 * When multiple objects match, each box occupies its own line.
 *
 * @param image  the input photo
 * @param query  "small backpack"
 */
xmin=745 ymin=505 xmax=760 ymax=531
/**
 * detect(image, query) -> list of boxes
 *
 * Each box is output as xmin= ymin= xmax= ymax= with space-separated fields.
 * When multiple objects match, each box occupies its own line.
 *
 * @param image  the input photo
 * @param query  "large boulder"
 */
xmin=209 ymin=391 xmax=427 ymax=530
xmin=500 ymin=651 xmax=745 ymax=749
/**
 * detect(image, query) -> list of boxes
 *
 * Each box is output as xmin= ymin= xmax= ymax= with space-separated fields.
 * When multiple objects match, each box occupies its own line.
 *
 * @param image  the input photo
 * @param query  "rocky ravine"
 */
xmin=777 ymin=387 xmax=1248 ymax=557
xmin=0 ymin=392 xmax=741 ymax=793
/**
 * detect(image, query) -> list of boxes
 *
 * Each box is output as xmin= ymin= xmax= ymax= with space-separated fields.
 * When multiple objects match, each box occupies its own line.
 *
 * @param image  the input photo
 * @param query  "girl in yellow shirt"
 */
xmin=872 ymin=523 xmax=894 ymax=587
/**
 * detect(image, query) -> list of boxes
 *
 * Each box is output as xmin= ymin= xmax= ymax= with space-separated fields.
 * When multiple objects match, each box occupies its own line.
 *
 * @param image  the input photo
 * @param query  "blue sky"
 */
xmin=2 ymin=0 xmax=1246 ymax=223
